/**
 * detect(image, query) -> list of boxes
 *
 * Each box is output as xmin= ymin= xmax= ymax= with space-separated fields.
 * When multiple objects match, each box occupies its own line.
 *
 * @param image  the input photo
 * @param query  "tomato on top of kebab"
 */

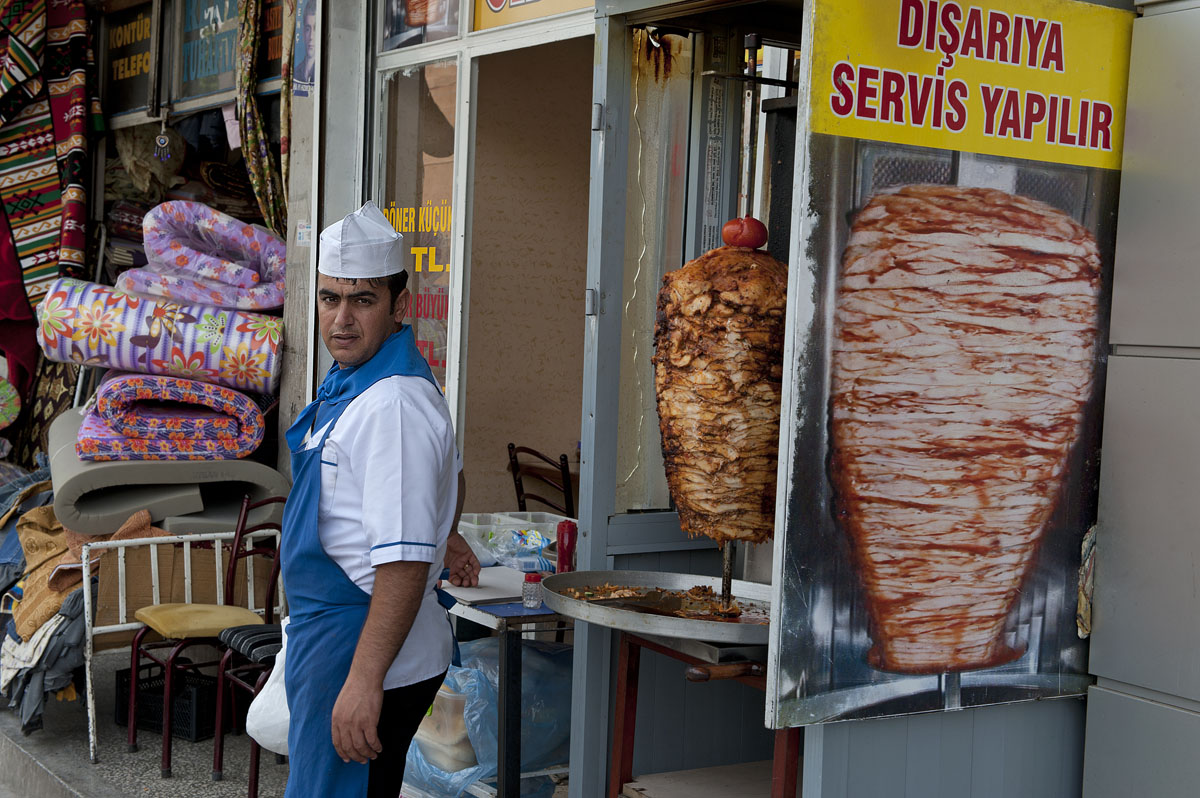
xmin=721 ymin=215 xmax=769 ymax=249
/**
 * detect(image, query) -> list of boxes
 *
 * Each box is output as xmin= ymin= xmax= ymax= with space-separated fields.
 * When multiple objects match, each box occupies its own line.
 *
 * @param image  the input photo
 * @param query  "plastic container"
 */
xmin=523 ymin=573 xmax=543 ymax=609
xmin=414 ymin=684 xmax=477 ymax=772
xmin=496 ymin=512 xmax=571 ymax=537
xmin=455 ymin=513 xmax=501 ymax=567
xmin=456 ymin=512 xmax=509 ymax=540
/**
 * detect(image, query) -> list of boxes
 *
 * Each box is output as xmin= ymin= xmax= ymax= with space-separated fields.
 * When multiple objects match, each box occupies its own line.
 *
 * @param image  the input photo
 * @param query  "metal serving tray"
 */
xmin=541 ymin=570 xmax=771 ymax=645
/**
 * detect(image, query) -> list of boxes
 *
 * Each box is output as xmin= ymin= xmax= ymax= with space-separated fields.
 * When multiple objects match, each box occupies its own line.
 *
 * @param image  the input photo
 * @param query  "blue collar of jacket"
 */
xmin=286 ymin=325 xmax=438 ymax=452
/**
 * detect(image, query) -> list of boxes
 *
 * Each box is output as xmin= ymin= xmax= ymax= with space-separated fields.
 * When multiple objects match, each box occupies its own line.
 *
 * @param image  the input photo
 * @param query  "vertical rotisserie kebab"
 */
xmin=654 ymin=220 xmax=788 ymax=546
xmin=831 ymin=185 xmax=1101 ymax=673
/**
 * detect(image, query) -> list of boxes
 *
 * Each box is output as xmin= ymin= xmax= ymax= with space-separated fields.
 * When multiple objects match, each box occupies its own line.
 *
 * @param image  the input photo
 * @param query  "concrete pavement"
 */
xmin=0 ymin=648 xmax=287 ymax=798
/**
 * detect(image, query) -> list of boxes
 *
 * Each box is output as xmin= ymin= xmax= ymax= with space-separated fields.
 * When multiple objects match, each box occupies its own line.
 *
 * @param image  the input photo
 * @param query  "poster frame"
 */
xmin=766 ymin=0 xmax=1132 ymax=729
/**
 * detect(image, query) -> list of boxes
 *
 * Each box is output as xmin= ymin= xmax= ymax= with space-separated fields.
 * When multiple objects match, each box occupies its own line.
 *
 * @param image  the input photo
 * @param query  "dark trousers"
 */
xmin=366 ymin=670 xmax=447 ymax=798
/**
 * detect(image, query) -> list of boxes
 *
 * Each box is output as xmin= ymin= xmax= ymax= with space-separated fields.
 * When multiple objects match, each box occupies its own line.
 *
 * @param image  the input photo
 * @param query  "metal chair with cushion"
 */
xmin=211 ymin=621 xmax=284 ymax=793
xmin=127 ymin=494 xmax=285 ymax=778
xmin=507 ymin=443 xmax=575 ymax=518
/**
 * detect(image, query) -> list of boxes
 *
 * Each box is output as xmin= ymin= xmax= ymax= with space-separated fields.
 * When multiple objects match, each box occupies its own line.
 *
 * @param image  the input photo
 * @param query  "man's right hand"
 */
xmin=330 ymin=672 xmax=384 ymax=763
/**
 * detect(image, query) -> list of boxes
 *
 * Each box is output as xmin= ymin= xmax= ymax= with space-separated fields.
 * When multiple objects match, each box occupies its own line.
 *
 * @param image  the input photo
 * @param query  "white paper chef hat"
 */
xmin=318 ymin=201 xmax=406 ymax=279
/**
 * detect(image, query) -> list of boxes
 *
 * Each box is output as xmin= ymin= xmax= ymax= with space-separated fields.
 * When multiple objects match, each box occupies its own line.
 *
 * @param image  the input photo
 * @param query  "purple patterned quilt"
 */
xmin=115 ymin=201 xmax=287 ymax=311
xmin=76 ymin=373 xmax=267 ymax=461
xmin=35 ymin=278 xmax=282 ymax=394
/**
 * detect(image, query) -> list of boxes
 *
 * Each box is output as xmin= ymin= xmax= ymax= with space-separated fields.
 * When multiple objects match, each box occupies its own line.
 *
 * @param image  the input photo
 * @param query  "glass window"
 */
xmin=615 ymin=30 xmax=695 ymax=512
xmin=178 ymin=0 xmax=239 ymax=100
xmin=381 ymin=60 xmax=458 ymax=387
xmin=381 ymin=0 xmax=460 ymax=51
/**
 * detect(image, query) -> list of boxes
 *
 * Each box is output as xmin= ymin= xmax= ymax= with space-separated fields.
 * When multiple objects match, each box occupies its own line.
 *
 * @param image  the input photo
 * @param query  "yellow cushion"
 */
xmin=134 ymin=603 xmax=264 ymax=639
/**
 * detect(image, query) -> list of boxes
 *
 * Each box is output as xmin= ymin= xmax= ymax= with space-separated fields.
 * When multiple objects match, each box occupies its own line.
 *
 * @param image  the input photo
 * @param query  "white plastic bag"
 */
xmin=245 ymin=616 xmax=290 ymax=755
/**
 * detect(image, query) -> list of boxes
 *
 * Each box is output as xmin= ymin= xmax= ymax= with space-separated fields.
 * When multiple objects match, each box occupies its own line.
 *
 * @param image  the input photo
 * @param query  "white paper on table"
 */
xmin=441 ymin=565 xmax=527 ymax=605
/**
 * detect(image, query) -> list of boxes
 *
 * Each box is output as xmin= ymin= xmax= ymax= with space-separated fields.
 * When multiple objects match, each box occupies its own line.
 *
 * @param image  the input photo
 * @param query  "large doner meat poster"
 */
xmin=768 ymin=0 xmax=1131 ymax=726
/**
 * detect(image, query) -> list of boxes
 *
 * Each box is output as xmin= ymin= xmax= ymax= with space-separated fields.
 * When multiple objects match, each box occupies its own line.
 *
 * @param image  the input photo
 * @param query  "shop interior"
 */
xmin=462 ymin=38 xmax=593 ymax=513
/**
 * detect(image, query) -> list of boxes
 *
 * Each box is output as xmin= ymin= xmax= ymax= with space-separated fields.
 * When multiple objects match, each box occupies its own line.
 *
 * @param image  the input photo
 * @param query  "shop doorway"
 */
xmin=461 ymin=37 xmax=593 ymax=513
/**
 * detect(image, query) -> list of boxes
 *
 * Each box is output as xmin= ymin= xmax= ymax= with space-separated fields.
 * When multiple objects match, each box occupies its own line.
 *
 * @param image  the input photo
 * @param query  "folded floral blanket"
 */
xmin=116 ymin=201 xmax=286 ymax=310
xmin=74 ymin=373 xmax=267 ymax=461
xmin=36 ymin=278 xmax=282 ymax=394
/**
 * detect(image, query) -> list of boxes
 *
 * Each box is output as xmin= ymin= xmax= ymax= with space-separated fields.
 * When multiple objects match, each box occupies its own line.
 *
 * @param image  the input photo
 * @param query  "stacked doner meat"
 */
xmin=831 ymin=185 xmax=1101 ymax=674
xmin=654 ymin=218 xmax=788 ymax=546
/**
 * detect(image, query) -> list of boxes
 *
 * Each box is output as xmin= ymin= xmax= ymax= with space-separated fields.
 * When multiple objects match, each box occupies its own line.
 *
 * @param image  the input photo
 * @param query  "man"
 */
xmin=281 ymin=201 xmax=479 ymax=798
xmin=294 ymin=0 xmax=316 ymax=86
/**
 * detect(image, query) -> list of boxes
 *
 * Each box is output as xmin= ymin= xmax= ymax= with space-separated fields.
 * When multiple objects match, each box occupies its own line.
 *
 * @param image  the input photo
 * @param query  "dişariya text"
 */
xmin=828 ymin=0 xmax=1115 ymax=153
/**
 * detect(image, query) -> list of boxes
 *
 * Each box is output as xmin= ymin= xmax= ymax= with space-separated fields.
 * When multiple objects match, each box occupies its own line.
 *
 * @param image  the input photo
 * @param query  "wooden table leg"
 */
xmin=608 ymin=633 xmax=641 ymax=798
xmin=771 ymin=726 xmax=802 ymax=798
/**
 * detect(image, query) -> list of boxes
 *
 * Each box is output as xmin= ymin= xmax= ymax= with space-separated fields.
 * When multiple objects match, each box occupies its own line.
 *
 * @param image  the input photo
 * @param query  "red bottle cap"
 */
xmin=525 ymin=572 xmax=543 ymax=583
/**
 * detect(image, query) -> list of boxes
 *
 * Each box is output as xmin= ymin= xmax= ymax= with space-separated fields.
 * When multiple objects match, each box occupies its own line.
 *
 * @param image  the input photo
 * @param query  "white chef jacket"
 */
xmin=316 ymin=374 xmax=459 ymax=689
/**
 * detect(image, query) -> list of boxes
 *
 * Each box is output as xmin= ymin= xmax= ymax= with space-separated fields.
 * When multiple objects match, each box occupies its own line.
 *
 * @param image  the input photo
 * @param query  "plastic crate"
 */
xmin=114 ymin=666 xmax=221 ymax=742
xmin=456 ymin=513 xmax=510 ymax=539
xmin=494 ymin=512 xmax=572 ymax=536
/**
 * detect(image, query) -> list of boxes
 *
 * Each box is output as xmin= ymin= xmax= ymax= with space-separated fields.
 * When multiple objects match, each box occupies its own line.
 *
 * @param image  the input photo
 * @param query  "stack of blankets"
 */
xmin=33 ymin=201 xmax=286 ymax=463
xmin=118 ymin=200 xmax=286 ymax=310
xmin=76 ymin=373 xmax=274 ymax=461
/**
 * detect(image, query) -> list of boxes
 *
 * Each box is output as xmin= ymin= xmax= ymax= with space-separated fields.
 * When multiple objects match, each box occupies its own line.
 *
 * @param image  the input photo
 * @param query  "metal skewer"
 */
xmin=713 ymin=32 xmax=766 ymax=611
xmin=721 ymin=541 xmax=735 ymax=609
xmin=720 ymin=32 xmax=764 ymax=611
xmin=737 ymin=33 xmax=762 ymax=219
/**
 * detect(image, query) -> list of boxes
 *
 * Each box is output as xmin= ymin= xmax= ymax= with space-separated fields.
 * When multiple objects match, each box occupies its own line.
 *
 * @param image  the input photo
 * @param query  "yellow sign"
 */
xmin=810 ymin=0 xmax=1133 ymax=169
xmin=473 ymin=0 xmax=591 ymax=32
xmin=381 ymin=201 xmax=452 ymax=273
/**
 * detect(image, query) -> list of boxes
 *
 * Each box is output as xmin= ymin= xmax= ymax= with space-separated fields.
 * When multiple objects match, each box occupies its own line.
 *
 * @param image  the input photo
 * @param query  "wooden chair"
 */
xmin=127 ymin=495 xmax=285 ymax=778
xmin=507 ymin=443 xmax=575 ymax=518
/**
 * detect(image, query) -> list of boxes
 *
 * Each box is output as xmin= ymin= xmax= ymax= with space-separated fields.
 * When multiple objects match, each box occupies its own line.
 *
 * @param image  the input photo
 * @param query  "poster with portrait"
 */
xmin=767 ymin=0 xmax=1133 ymax=727
xmin=292 ymin=0 xmax=316 ymax=96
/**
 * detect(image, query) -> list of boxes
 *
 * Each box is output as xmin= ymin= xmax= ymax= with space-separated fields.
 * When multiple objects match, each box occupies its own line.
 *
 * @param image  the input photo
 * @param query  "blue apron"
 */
xmin=281 ymin=327 xmax=438 ymax=798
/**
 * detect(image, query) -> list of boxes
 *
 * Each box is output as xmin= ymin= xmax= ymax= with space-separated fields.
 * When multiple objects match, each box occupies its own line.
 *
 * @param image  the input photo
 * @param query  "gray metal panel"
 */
xmin=1083 ymin=686 xmax=1200 ymax=798
xmin=613 ymin=548 xmax=722 ymax=576
xmin=1088 ymin=355 xmax=1200 ymax=699
xmin=803 ymin=698 xmax=1085 ymax=798
xmin=1109 ymin=8 xmax=1200 ymax=347
xmin=606 ymin=512 xmax=717 ymax=554
xmin=570 ymin=15 xmax=630 ymax=798
xmin=630 ymin=648 xmax=778 ymax=777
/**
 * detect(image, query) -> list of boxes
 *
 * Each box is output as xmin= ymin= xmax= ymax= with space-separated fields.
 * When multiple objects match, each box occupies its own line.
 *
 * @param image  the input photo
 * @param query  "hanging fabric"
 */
xmin=279 ymin=0 xmax=296 ymax=205
xmin=45 ymin=0 xmax=100 ymax=283
xmin=10 ymin=358 xmax=78 ymax=470
xmin=0 ymin=0 xmax=99 ymax=304
xmin=236 ymin=0 xmax=286 ymax=235
xmin=0 ymin=98 xmax=63 ymax=302
xmin=0 ymin=3 xmax=44 ymax=127
xmin=0 ymin=210 xmax=37 ymax=399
